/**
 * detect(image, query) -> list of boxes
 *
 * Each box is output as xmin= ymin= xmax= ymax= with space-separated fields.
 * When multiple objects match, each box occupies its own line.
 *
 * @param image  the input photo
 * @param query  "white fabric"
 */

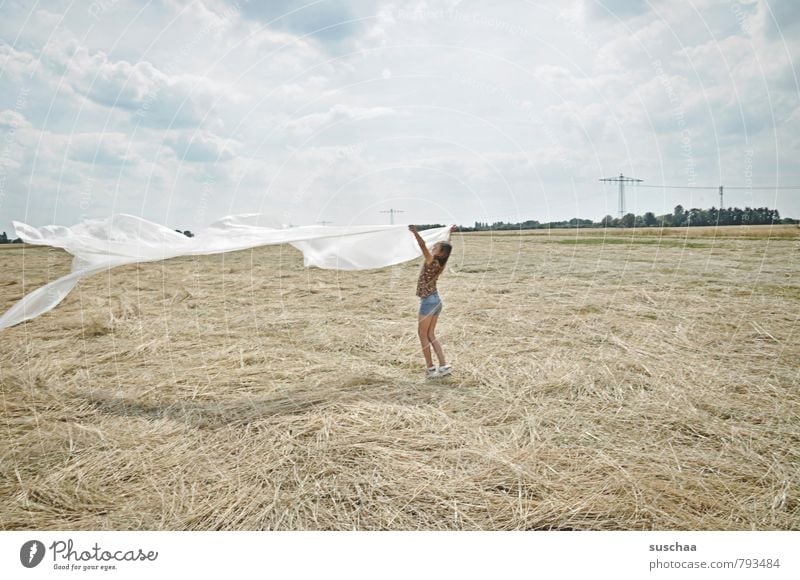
xmin=0 ymin=213 xmax=454 ymax=329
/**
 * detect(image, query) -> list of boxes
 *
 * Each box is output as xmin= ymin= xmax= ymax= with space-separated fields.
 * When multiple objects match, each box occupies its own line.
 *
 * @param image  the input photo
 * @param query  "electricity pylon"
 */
xmin=599 ymin=173 xmax=643 ymax=218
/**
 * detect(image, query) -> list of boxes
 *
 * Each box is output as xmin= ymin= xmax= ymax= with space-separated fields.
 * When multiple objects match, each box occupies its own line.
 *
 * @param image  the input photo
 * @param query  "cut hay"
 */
xmin=1 ymin=227 xmax=798 ymax=530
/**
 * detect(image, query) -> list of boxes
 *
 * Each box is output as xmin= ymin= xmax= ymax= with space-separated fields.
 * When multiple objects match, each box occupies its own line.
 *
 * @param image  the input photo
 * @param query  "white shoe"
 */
xmin=425 ymin=366 xmax=440 ymax=378
xmin=437 ymin=364 xmax=452 ymax=376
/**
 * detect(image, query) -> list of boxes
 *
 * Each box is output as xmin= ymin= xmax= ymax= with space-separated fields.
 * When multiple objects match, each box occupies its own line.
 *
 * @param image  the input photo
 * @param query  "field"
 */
xmin=0 ymin=225 xmax=798 ymax=530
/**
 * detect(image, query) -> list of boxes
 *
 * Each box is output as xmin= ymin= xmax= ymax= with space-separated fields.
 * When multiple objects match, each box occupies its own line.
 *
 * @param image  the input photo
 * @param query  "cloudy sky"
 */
xmin=0 ymin=0 xmax=798 ymax=234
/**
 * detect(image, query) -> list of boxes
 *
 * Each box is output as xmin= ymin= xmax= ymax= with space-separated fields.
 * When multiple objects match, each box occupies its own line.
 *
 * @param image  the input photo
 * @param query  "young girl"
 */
xmin=408 ymin=224 xmax=457 ymax=378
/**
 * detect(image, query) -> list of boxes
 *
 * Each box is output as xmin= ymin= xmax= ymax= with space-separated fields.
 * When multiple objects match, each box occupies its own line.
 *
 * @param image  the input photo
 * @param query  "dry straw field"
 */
xmin=1 ymin=225 xmax=798 ymax=530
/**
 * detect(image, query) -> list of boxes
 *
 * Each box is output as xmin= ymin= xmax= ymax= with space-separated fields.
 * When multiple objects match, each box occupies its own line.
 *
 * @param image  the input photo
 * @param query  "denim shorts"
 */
xmin=419 ymin=291 xmax=443 ymax=316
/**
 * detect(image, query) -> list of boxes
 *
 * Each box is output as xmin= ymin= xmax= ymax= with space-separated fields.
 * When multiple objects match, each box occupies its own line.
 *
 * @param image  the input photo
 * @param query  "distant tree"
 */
xmin=643 ymin=212 xmax=657 ymax=227
xmin=568 ymin=218 xmax=593 ymax=228
xmin=621 ymin=213 xmax=636 ymax=228
xmin=673 ymin=205 xmax=685 ymax=226
xmin=0 ymin=231 xmax=7 ymax=243
xmin=688 ymin=208 xmax=708 ymax=226
xmin=600 ymin=215 xmax=615 ymax=227
xmin=634 ymin=214 xmax=645 ymax=227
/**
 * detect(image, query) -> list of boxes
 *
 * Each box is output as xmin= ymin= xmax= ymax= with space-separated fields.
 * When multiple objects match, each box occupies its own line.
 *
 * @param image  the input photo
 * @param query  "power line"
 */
xmin=599 ymin=173 xmax=643 ymax=218
xmin=379 ymin=208 xmax=405 ymax=225
xmin=633 ymin=183 xmax=800 ymax=207
xmin=636 ymin=184 xmax=716 ymax=189
xmin=635 ymin=184 xmax=800 ymax=190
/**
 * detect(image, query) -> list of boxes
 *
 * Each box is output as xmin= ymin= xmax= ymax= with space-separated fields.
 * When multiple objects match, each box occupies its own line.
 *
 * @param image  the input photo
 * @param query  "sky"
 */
xmin=0 ymin=0 xmax=798 ymax=234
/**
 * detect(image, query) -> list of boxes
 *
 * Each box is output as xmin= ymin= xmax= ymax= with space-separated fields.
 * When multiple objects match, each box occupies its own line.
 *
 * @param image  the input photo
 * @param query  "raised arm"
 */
xmin=448 ymin=224 xmax=457 ymax=241
xmin=408 ymin=224 xmax=433 ymax=263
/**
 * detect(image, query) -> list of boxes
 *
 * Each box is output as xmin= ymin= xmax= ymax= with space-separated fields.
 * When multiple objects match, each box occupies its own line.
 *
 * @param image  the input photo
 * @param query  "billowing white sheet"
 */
xmin=0 ymin=214 xmax=454 ymax=329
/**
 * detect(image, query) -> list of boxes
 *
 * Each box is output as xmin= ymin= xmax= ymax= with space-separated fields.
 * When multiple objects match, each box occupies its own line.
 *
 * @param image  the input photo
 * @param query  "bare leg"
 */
xmin=427 ymin=314 xmax=446 ymax=366
xmin=417 ymin=314 xmax=435 ymax=367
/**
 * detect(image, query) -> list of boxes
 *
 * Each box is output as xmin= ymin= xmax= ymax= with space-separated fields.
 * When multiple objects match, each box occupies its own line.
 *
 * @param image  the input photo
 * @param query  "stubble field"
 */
xmin=1 ymin=225 xmax=798 ymax=530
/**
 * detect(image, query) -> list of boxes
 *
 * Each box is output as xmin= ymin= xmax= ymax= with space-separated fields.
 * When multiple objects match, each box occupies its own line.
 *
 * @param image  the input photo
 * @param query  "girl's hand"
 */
xmin=408 ymin=224 xmax=417 ymax=232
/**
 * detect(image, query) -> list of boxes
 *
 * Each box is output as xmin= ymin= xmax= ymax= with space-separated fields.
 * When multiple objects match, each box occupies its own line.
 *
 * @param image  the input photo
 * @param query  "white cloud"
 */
xmin=285 ymin=104 xmax=397 ymax=137
xmin=0 ymin=110 xmax=31 ymax=131
xmin=0 ymin=43 xmax=39 ymax=79
xmin=583 ymin=0 xmax=651 ymax=20
xmin=67 ymin=132 xmax=140 ymax=166
xmin=165 ymin=130 xmax=239 ymax=162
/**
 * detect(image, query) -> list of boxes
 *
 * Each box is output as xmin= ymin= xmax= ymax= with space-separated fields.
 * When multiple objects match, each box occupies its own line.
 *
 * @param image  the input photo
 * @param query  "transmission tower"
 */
xmin=380 ymin=208 xmax=405 ymax=225
xmin=599 ymin=173 xmax=643 ymax=218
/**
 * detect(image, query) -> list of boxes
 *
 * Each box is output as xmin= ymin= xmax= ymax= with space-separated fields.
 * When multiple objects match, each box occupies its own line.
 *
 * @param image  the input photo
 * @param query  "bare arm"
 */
xmin=408 ymin=225 xmax=434 ymax=263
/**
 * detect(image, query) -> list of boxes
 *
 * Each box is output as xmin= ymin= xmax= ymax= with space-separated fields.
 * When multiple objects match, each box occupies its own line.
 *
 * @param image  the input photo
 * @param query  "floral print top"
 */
xmin=416 ymin=259 xmax=443 ymax=298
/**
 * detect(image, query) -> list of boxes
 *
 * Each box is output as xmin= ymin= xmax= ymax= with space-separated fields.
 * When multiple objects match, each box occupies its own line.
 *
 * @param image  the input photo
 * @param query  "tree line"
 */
xmin=462 ymin=205 xmax=795 ymax=231
xmin=0 ymin=229 xmax=195 ymax=244
xmin=0 ymin=232 xmax=21 ymax=243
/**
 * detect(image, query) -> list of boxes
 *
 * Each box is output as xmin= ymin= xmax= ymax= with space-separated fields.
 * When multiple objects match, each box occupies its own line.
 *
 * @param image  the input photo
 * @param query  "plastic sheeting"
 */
xmin=0 ymin=213 xmax=454 ymax=330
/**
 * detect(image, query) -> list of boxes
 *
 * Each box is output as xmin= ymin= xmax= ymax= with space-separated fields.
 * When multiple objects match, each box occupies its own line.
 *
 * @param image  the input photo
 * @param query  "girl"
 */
xmin=408 ymin=224 xmax=457 ymax=378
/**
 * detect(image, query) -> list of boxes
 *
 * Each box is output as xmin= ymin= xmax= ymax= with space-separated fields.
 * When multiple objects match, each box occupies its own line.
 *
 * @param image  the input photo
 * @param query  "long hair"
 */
xmin=434 ymin=242 xmax=452 ymax=268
